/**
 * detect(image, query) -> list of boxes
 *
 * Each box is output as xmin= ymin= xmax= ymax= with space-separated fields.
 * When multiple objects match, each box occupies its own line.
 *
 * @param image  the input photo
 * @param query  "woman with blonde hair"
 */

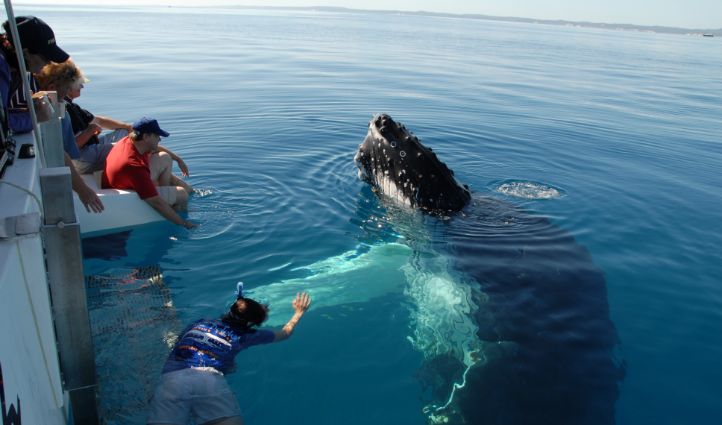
xmin=36 ymin=60 xmax=131 ymax=174
xmin=36 ymin=60 xmax=191 ymax=194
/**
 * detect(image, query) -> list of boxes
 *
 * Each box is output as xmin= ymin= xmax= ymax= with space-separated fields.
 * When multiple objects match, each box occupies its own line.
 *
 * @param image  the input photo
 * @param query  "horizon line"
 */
xmin=13 ymin=2 xmax=722 ymax=33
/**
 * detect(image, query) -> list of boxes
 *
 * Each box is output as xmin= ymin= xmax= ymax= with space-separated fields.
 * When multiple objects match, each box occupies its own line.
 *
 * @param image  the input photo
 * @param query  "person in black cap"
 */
xmin=0 ymin=16 xmax=103 ymax=213
xmin=1 ymin=16 xmax=69 ymax=133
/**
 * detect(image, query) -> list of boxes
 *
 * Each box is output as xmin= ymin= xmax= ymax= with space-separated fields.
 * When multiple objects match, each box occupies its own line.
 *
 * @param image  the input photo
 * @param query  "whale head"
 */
xmin=355 ymin=114 xmax=471 ymax=213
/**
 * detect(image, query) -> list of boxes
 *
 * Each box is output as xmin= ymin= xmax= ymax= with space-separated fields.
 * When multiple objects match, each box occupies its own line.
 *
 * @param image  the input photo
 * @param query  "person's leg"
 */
xmin=156 ymin=186 xmax=188 ymax=210
xmin=150 ymin=151 xmax=174 ymax=187
xmin=201 ymin=416 xmax=244 ymax=425
xmin=71 ymin=159 xmax=94 ymax=174
xmin=74 ymin=143 xmax=112 ymax=174
xmin=172 ymin=187 xmax=189 ymax=211
xmin=170 ymin=173 xmax=193 ymax=194
xmin=149 ymin=151 xmax=194 ymax=194
xmin=97 ymin=128 xmax=128 ymax=145
xmin=146 ymin=371 xmax=192 ymax=425
xmin=192 ymin=371 xmax=244 ymax=425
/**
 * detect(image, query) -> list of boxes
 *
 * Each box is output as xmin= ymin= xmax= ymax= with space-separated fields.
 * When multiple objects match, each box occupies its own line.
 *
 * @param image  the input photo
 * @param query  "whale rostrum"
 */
xmin=355 ymin=114 xmax=471 ymax=213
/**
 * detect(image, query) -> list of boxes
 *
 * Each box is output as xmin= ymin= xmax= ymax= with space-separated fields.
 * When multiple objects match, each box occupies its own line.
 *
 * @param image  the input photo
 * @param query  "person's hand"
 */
xmin=77 ymin=185 xmax=104 ymax=213
xmin=292 ymin=292 xmax=311 ymax=314
xmin=88 ymin=123 xmax=102 ymax=136
xmin=175 ymin=157 xmax=190 ymax=177
xmin=32 ymin=93 xmax=53 ymax=123
xmin=181 ymin=220 xmax=198 ymax=229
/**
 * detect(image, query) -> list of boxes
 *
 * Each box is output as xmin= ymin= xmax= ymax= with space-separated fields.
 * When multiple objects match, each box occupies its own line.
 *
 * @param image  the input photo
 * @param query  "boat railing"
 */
xmin=1 ymin=0 xmax=100 ymax=423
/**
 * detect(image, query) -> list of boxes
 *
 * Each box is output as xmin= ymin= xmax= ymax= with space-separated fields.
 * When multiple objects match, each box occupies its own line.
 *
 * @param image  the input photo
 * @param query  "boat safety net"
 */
xmin=86 ymin=264 xmax=180 ymax=424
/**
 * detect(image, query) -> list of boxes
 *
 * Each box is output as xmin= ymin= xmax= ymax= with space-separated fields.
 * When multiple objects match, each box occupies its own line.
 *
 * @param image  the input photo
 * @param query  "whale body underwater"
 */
xmin=352 ymin=114 xmax=625 ymax=424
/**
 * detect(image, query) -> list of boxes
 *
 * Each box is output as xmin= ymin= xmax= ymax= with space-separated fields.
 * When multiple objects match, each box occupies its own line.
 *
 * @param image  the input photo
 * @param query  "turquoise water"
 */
xmin=17 ymin=5 xmax=722 ymax=424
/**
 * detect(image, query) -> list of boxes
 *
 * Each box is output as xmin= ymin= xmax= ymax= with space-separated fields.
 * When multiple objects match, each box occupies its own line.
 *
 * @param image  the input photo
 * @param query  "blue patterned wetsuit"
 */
xmin=162 ymin=319 xmax=275 ymax=374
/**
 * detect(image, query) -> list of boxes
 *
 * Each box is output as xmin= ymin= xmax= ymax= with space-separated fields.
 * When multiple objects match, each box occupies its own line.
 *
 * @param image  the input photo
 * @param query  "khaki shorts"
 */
xmin=146 ymin=368 xmax=242 ymax=425
xmin=156 ymin=186 xmax=178 ymax=206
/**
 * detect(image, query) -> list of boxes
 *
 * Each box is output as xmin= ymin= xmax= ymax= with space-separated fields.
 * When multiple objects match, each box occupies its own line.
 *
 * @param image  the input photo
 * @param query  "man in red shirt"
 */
xmin=103 ymin=117 xmax=196 ymax=229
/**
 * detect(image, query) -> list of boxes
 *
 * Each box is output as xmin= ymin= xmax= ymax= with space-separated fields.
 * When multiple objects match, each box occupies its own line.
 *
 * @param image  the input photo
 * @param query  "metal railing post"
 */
xmin=37 ymin=91 xmax=65 ymax=168
xmin=40 ymin=167 xmax=99 ymax=425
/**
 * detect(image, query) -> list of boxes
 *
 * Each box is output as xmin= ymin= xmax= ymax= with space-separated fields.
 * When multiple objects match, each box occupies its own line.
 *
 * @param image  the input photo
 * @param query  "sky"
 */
xmin=14 ymin=0 xmax=722 ymax=29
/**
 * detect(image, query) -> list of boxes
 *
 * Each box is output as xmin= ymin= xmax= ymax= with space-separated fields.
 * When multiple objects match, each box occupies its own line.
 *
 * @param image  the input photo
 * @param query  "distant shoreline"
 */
xmin=15 ymin=3 xmax=722 ymax=37
xmin=269 ymin=6 xmax=722 ymax=37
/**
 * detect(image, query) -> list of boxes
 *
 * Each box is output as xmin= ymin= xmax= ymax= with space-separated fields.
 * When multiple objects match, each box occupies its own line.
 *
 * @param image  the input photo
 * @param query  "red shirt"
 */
xmin=102 ymin=136 xmax=158 ymax=199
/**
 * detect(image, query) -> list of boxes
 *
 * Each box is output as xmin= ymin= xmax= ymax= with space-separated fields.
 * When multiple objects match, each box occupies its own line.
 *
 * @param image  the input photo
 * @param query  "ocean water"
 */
xmin=16 ymin=4 xmax=722 ymax=425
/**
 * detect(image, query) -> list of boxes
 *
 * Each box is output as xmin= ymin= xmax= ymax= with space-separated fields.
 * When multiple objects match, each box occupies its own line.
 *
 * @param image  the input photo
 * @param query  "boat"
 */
xmin=0 ymin=129 xmax=84 ymax=423
xmin=1 ymin=4 xmax=103 ymax=422
xmin=73 ymin=172 xmax=164 ymax=236
xmin=703 ymin=33 xmax=714 ymax=37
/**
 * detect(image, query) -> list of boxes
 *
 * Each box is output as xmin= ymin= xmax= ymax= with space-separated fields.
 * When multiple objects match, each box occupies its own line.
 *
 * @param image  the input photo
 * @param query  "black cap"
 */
xmin=4 ymin=16 xmax=69 ymax=63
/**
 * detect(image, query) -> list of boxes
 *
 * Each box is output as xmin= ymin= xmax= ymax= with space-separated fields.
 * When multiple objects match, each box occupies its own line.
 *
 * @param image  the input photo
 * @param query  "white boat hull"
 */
xmin=73 ymin=173 xmax=164 ymax=236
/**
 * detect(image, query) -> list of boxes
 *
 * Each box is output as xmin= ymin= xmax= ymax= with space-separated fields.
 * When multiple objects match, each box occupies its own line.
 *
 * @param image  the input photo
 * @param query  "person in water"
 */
xmin=147 ymin=286 xmax=312 ymax=425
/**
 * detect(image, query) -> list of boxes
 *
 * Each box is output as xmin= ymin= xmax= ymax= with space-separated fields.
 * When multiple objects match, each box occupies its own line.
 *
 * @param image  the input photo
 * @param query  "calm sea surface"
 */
xmin=17 ymin=4 xmax=722 ymax=425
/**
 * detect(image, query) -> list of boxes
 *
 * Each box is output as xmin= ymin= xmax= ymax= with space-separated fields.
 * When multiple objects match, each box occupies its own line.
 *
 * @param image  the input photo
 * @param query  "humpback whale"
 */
xmin=354 ymin=114 xmax=624 ymax=424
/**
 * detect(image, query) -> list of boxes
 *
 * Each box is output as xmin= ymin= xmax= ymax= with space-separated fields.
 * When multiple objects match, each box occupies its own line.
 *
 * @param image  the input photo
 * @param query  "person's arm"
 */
xmin=75 ymin=123 xmax=102 ymax=148
xmin=8 ymin=111 xmax=32 ymax=134
xmin=92 ymin=115 xmax=132 ymax=131
xmin=65 ymin=152 xmax=104 ymax=213
xmin=144 ymin=195 xmax=196 ymax=229
xmin=157 ymin=145 xmax=190 ymax=177
xmin=274 ymin=292 xmax=311 ymax=342
xmin=1 ymin=63 xmax=32 ymax=134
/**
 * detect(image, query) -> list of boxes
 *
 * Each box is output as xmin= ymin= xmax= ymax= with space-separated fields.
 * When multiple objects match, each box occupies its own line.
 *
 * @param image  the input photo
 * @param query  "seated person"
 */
xmin=34 ymin=91 xmax=104 ymax=213
xmin=63 ymin=62 xmax=130 ymax=148
xmin=1 ymin=16 xmax=103 ymax=213
xmin=1 ymin=16 xmax=65 ymax=133
xmin=35 ymin=60 xmax=123 ymax=175
xmin=102 ymin=117 xmax=196 ymax=228
xmin=36 ymin=61 xmax=191 ymax=180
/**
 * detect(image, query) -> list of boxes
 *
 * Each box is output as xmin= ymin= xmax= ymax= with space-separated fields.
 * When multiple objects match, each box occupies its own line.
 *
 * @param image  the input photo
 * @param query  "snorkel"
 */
xmin=236 ymin=281 xmax=244 ymax=299
xmin=222 ymin=282 xmax=268 ymax=330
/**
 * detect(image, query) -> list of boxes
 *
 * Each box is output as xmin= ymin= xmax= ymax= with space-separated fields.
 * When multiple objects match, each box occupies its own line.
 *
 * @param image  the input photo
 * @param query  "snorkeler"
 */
xmin=147 ymin=284 xmax=311 ymax=425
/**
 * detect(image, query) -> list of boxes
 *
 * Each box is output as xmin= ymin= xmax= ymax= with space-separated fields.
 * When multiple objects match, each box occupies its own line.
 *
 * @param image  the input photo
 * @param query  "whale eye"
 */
xmin=400 ymin=150 xmax=406 ymax=158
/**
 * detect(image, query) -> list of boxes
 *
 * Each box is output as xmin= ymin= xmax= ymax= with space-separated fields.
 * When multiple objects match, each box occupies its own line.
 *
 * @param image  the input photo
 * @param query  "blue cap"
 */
xmin=132 ymin=117 xmax=170 ymax=137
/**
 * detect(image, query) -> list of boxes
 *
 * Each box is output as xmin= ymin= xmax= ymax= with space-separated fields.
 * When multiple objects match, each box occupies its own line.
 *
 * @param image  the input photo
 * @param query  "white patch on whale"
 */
xmin=246 ymin=243 xmax=412 ymax=325
xmin=246 ymin=242 xmax=484 ymax=410
xmin=375 ymin=172 xmax=413 ymax=208
xmin=403 ymin=253 xmax=482 ymax=367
